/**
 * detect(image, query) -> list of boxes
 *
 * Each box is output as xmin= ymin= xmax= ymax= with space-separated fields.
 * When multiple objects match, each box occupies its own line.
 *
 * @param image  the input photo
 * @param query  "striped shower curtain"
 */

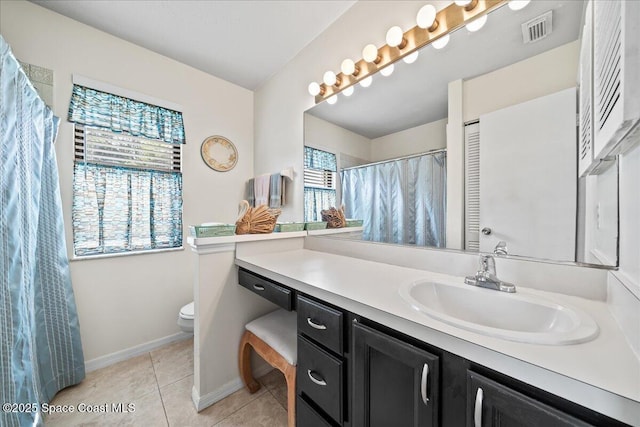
xmin=341 ymin=151 xmax=447 ymax=247
xmin=1 ymin=36 xmax=85 ymax=426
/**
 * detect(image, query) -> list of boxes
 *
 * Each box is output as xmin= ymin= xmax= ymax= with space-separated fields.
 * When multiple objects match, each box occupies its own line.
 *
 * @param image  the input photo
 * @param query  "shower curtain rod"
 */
xmin=340 ymin=148 xmax=447 ymax=171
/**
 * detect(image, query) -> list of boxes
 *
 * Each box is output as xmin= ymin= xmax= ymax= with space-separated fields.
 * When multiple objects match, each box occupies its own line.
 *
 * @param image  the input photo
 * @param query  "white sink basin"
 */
xmin=399 ymin=280 xmax=599 ymax=345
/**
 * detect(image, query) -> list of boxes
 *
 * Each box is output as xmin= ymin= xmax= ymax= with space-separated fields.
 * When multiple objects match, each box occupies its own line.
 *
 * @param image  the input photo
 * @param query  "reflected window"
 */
xmin=304 ymin=146 xmax=337 ymax=222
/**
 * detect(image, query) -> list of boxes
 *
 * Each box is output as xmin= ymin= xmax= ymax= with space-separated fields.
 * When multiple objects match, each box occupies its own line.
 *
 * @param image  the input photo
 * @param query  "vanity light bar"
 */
xmin=314 ymin=0 xmax=507 ymax=103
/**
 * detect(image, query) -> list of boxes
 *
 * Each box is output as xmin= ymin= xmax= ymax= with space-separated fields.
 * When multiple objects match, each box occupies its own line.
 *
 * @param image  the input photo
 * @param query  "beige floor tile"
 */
xmin=151 ymin=338 xmax=194 ymax=388
xmin=160 ymin=375 xmax=266 ymax=427
xmin=268 ymin=382 xmax=288 ymax=411
xmin=213 ymin=393 xmax=288 ymax=427
xmin=47 ymin=387 xmax=167 ymax=427
xmin=48 ymin=353 xmax=158 ymax=409
xmin=257 ymin=369 xmax=285 ymax=391
xmin=258 ymin=370 xmax=288 ymax=410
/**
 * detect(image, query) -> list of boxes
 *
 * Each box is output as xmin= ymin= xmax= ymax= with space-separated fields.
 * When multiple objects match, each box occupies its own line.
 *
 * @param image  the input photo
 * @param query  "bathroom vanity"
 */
xmin=231 ymin=236 xmax=640 ymax=427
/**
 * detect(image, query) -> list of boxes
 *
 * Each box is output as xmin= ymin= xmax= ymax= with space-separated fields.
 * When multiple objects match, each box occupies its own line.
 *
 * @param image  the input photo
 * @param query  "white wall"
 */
xmin=617 ymin=141 xmax=640 ymax=293
xmin=370 ymin=118 xmax=447 ymax=162
xmin=304 ymin=113 xmax=372 ymax=167
xmin=462 ymin=40 xmax=580 ymax=122
xmin=1 ymin=0 xmax=254 ymax=363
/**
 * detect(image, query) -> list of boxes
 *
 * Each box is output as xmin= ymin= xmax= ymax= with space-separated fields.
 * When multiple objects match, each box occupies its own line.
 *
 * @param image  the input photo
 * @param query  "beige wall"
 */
xmin=462 ymin=40 xmax=580 ymax=122
xmin=370 ymin=118 xmax=447 ymax=162
xmin=1 ymin=1 xmax=254 ymax=363
xmin=304 ymin=113 xmax=372 ymax=167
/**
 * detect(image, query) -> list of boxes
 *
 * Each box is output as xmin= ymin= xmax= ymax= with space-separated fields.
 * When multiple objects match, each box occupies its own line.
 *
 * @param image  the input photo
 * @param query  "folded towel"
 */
xmin=280 ymin=176 xmax=286 ymax=206
xmin=269 ymin=173 xmax=282 ymax=208
xmin=254 ymin=174 xmax=270 ymax=206
xmin=246 ymin=178 xmax=255 ymax=207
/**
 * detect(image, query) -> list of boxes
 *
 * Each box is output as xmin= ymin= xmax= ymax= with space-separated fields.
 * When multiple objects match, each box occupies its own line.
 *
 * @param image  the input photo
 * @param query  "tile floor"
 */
xmin=45 ymin=338 xmax=288 ymax=426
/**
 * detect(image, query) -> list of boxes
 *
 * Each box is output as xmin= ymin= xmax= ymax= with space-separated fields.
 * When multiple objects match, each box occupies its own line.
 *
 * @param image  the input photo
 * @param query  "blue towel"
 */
xmin=246 ymin=178 xmax=255 ymax=207
xmin=269 ymin=173 xmax=282 ymax=208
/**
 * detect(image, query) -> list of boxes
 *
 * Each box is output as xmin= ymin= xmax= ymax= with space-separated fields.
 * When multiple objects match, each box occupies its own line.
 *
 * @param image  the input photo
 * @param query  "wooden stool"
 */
xmin=239 ymin=309 xmax=297 ymax=427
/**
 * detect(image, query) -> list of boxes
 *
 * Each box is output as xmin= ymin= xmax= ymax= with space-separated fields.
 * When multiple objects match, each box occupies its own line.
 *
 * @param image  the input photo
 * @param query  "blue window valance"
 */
xmin=68 ymin=84 xmax=185 ymax=145
xmin=304 ymin=146 xmax=337 ymax=172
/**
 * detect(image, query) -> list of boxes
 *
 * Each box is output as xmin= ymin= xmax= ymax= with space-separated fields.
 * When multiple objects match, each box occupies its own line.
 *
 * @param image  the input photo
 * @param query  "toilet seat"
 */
xmin=179 ymin=302 xmax=194 ymax=320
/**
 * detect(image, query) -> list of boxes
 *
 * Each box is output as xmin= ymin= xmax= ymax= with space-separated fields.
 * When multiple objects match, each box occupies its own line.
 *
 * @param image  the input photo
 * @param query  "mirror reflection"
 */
xmin=303 ymin=0 xmax=618 ymax=267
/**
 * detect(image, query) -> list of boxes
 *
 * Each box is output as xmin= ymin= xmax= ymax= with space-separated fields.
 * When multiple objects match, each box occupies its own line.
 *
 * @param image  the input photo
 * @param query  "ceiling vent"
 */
xmin=521 ymin=10 xmax=553 ymax=44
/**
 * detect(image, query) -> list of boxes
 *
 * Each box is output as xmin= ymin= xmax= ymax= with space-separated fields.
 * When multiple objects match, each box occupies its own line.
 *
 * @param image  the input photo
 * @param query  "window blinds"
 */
xmin=69 ymin=84 xmax=184 ymax=257
xmin=303 ymin=146 xmax=337 ymax=222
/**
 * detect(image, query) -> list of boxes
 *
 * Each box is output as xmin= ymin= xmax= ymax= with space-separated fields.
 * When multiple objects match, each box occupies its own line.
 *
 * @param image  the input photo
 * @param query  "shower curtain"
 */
xmin=1 ymin=36 xmax=85 ymax=426
xmin=341 ymin=151 xmax=446 ymax=246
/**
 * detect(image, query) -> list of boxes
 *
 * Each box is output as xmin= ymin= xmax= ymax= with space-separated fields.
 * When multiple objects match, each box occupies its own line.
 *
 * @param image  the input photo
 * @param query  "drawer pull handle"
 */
xmin=474 ymin=387 xmax=483 ymax=427
xmin=306 ymin=318 xmax=327 ymax=330
xmin=420 ymin=363 xmax=429 ymax=405
xmin=307 ymin=370 xmax=327 ymax=386
xmin=252 ymin=284 xmax=265 ymax=291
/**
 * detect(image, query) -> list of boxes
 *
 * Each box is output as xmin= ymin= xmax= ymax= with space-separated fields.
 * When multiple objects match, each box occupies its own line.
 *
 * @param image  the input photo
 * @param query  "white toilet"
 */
xmin=178 ymin=301 xmax=194 ymax=333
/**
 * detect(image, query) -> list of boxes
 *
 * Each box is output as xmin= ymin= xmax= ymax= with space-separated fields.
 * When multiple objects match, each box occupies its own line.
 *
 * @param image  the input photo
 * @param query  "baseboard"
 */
xmin=191 ymin=364 xmax=274 ymax=412
xmin=84 ymin=332 xmax=193 ymax=372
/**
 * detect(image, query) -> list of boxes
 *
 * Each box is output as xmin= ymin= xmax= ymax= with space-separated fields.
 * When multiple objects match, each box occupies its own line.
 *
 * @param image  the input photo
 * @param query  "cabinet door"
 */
xmin=466 ymin=371 xmax=593 ymax=427
xmin=353 ymin=322 xmax=439 ymax=427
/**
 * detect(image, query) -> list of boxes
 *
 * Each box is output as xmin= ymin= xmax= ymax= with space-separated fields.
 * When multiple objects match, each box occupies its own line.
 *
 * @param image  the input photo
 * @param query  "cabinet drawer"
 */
xmin=238 ymin=268 xmax=292 ymax=310
xmin=296 ymin=396 xmax=335 ymax=427
xmin=297 ymin=295 xmax=343 ymax=354
xmin=297 ymin=336 xmax=344 ymax=425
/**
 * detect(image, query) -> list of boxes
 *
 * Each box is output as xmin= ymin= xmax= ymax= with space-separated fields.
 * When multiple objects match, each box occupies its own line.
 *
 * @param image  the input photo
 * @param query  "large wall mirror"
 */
xmin=303 ymin=0 xmax=618 ymax=267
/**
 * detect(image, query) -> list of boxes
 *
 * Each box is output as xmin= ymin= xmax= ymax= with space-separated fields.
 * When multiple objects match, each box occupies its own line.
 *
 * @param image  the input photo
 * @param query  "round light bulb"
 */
xmin=341 ymin=58 xmax=356 ymax=75
xmin=362 ymin=44 xmax=380 ymax=63
xmin=326 ymin=95 xmax=338 ymax=105
xmin=308 ymin=82 xmax=321 ymax=96
xmin=323 ymin=70 xmax=337 ymax=86
xmin=359 ymin=76 xmax=373 ymax=88
xmin=508 ymin=0 xmax=530 ymax=11
xmin=432 ymin=34 xmax=450 ymax=50
xmin=343 ymin=86 xmax=354 ymax=97
xmin=416 ymin=4 xmax=437 ymax=29
xmin=386 ymin=26 xmax=404 ymax=48
xmin=466 ymin=14 xmax=487 ymax=32
xmin=380 ymin=64 xmax=394 ymax=77
xmin=454 ymin=0 xmax=472 ymax=6
xmin=403 ymin=51 xmax=419 ymax=64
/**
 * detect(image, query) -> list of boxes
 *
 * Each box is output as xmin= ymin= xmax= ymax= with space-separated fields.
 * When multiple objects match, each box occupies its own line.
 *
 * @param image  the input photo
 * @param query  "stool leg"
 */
xmin=284 ymin=364 xmax=296 ymax=427
xmin=239 ymin=331 xmax=261 ymax=393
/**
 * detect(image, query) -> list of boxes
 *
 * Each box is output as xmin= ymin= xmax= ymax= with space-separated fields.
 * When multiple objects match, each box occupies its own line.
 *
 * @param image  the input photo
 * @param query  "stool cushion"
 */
xmin=246 ymin=309 xmax=297 ymax=365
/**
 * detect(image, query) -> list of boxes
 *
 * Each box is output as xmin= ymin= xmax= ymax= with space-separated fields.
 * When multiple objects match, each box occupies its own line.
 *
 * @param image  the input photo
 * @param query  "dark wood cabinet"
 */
xmin=295 ymin=295 xmax=349 ymax=426
xmin=352 ymin=321 xmax=440 ymax=427
xmin=466 ymin=371 xmax=594 ymax=427
xmin=237 ymin=267 xmax=627 ymax=427
xmin=238 ymin=268 xmax=293 ymax=310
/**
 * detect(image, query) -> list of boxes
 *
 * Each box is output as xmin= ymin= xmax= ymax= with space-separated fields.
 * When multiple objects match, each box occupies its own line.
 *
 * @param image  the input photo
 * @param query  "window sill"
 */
xmin=70 ymin=246 xmax=184 ymax=261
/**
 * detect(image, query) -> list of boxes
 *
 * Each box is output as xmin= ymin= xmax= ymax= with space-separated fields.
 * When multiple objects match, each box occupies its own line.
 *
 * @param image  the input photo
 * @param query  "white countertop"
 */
xmin=235 ymin=248 xmax=640 ymax=425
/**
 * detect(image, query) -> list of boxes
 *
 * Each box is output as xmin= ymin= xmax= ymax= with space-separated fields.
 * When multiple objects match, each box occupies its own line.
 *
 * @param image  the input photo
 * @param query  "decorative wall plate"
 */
xmin=201 ymin=135 xmax=238 ymax=172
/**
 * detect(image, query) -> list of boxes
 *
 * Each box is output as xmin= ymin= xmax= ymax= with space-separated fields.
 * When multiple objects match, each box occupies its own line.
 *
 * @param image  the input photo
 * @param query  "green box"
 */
xmin=189 ymin=223 xmax=236 ymax=238
xmin=346 ymin=219 xmax=363 ymax=227
xmin=304 ymin=221 xmax=327 ymax=231
xmin=274 ymin=222 xmax=305 ymax=232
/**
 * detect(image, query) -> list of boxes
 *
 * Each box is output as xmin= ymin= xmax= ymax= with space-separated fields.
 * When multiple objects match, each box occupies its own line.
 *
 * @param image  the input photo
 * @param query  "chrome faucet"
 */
xmin=465 ymin=254 xmax=516 ymax=293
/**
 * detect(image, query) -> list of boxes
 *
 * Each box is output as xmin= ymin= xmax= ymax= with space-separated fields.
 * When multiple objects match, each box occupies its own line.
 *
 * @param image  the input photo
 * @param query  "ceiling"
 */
xmin=30 ymin=0 xmax=356 ymax=90
xmin=308 ymin=0 xmax=585 ymax=139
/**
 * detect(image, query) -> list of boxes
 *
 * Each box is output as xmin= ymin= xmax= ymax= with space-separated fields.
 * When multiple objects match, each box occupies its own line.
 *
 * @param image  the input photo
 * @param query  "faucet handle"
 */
xmin=478 ymin=255 xmax=496 ymax=276
xmin=494 ymin=241 xmax=508 ymax=255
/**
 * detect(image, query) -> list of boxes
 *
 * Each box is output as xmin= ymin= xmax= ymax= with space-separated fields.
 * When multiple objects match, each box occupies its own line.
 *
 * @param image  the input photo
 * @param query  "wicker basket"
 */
xmin=321 ymin=206 xmax=346 ymax=228
xmin=235 ymin=201 xmax=281 ymax=234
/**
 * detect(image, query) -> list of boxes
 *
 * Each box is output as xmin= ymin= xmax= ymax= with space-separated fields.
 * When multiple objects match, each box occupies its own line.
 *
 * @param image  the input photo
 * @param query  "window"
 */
xmin=68 ymin=84 xmax=184 ymax=257
xmin=304 ymin=146 xmax=337 ymax=222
